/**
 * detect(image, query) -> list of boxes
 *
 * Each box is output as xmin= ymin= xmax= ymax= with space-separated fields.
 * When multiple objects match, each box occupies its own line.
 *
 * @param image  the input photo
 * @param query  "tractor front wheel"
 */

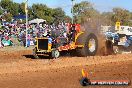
xmin=50 ymin=49 xmax=60 ymax=58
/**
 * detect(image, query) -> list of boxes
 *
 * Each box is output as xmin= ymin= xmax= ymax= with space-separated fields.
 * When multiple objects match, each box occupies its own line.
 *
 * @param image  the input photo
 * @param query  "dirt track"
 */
xmin=0 ymin=46 xmax=132 ymax=88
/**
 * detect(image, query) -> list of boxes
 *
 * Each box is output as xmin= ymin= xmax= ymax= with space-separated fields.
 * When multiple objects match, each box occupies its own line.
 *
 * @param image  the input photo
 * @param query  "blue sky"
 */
xmin=13 ymin=0 xmax=132 ymax=16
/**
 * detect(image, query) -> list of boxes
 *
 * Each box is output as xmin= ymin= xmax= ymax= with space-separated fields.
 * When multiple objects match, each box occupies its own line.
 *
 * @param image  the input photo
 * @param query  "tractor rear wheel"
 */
xmin=76 ymin=33 xmax=98 ymax=56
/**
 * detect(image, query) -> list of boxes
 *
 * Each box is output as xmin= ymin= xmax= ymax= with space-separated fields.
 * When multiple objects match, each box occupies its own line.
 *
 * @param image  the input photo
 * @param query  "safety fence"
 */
xmin=0 ymin=37 xmax=36 ymax=48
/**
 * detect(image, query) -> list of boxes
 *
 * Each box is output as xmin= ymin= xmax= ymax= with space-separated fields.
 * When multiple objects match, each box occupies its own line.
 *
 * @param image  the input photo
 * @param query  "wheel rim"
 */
xmin=88 ymin=39 xmax=96 ymax=52
xmin=53 ymin=50 xmax=60 ymax=58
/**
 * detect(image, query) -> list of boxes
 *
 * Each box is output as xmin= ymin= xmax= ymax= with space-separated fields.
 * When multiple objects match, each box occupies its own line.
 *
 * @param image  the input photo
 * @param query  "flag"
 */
xmin=82 ymin=69 xmax=88 ymax=78
xmin=25 ymin=2 xmax=28 ymax=13
xmin=115 ymin=22 xmax=120 ymax=30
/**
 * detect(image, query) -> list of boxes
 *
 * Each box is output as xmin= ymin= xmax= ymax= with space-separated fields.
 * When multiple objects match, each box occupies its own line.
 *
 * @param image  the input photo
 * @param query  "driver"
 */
xmin=68 ymin=24 xmax=76 ymax=42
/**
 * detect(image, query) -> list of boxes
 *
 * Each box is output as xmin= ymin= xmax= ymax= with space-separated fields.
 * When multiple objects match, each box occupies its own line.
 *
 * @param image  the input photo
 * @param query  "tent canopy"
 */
xmin=29 ymin=18 xmax=46 ymax=25
xmin=14 ymin=15 xmax=26 ymax=19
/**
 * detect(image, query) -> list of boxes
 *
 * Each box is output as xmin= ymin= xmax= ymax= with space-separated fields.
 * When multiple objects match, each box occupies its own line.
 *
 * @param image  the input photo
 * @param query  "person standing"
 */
xmin=27 ymin=34 xmax=31 ymax=47
xmin=0 ymin=31 xmax=3 ymax=48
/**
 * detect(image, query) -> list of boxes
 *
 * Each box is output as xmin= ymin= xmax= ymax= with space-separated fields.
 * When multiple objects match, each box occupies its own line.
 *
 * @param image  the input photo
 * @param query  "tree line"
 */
xmin=0 ymin=0 xmax=71 ymax=24
xmin=0 ymin=0 xmax=132 ymax=26
xmin=73 ymin=1 xmax=132 ymax=26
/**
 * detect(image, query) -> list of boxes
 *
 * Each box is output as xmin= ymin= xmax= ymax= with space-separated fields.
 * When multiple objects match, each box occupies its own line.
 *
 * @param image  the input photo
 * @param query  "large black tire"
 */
xmin=69 ymin=50 xmax=77 ymax=56
xmin=76 ymin=33 xmax=98 ymax=56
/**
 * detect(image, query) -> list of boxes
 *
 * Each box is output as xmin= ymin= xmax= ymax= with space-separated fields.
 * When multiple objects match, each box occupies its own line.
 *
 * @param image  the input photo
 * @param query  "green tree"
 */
xmin=131 ymin=12 xmax=132 ymax=19
xmin=19 ymin=3 xmax=26 ymax=15
xmin=52 ymin=8 xmax=66 ymax=24
xmin=111 ymin=8 xmax=131 ymax=25
xmin=0 ymin=0 xmax=19 ymax=16
xmin=0 ymin=0 xmax=69 ymax=24
xmin=64 ymin=15 xmax=72 ymax=23
xmin=0 ymin=0 xmax=12 ymax=10
xmin=31 ymin=4 xmax=67 ymax=24
xmin=0 ymin=9 xmax=3 ymax=15
xmin=73 ymin=1 xmax=100 ymax=24
xmin=32 ymin=4 xmax=54 ymax=24
xmin=2 ymin=13 xmax=13 ymax=22
xmin=101 ymin=12 xmax=113 ymax=25
xmin=28 ymin=7 xmax=34 ymax=20
xmin=9 ymin=2 xmax=19 ymax=16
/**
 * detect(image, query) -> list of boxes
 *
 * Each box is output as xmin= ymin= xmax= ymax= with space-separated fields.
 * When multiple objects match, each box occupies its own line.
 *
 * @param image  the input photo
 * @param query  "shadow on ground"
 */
xmin=23 ymin=55 xmax=50 ymax=59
